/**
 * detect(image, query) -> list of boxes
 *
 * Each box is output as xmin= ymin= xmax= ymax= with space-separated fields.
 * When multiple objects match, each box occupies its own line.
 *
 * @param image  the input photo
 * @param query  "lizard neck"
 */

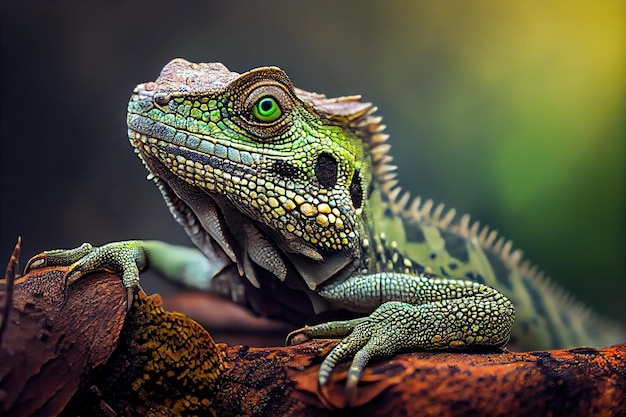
xmin=353 ymin=185 xmax=428 ymax=278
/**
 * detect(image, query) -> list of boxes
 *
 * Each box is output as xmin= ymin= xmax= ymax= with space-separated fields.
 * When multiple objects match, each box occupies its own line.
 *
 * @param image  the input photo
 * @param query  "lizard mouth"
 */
xmin=127 ymin=127 xmax=278 ymax=238
xmin=127 ymin=121 xmax=259 ymax=190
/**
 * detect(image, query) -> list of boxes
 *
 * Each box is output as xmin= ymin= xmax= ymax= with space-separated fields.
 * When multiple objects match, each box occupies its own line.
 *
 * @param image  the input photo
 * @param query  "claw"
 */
xmin=125 ymin=287 xmax=137 ymax=311
xmin=23 ymin=253 xmax=46 ymax=273
xmin=287 ymin=324 xmax=365 ymax=394
xmin=285 ymin=326 xmax=313 ymax=346
xmin=316 ymin=333 xmax=376 ymax=406
xmin=285 ymin=317 xmax=372 ymax=393
xmin=64 ymin=263 xmax=82 ymax=282
xmin=318 ymin=334 xmax=361 ymax=387
xmin=346 ymin=368 xmax=361 ymax=402
xmin=24 ymin=243 xmax=94 ymax=275
xmin=345 ymin=340 xmax=377 ymax=403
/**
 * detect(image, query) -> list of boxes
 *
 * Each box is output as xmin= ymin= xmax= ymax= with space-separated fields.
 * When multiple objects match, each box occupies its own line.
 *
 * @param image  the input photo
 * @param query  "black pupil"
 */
xmin=261 ymin=99 xmax=273 ymax=111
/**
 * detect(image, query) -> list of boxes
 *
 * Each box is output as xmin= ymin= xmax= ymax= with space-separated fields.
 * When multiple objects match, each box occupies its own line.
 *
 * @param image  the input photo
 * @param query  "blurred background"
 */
xmin=2 ymin=1 xmax=624 ymax=325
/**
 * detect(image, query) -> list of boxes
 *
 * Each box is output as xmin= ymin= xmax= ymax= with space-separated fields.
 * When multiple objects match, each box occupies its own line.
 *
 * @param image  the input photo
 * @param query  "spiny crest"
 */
xmin=339 ymin=98 xmax=606 ymax=324
xmin=299 ymin=92 xmax=584 ymax=312
xmin=352 ymin=103 xmax=532 ymax=269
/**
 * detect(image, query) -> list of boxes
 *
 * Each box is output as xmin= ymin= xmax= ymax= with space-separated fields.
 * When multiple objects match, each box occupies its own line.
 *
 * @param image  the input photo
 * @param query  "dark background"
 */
xmin=1 ymin=2 xmax=624 ymax=322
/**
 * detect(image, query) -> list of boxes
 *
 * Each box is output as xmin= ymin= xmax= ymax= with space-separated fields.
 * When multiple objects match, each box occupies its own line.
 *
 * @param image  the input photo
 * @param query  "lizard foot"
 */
xmin=289 ymin=302 xmax=422 ymax=402
xmin=24 ymin=241 xmax=148 ymax=308
xmin=287 ymin=297 xmax=513 ymax=404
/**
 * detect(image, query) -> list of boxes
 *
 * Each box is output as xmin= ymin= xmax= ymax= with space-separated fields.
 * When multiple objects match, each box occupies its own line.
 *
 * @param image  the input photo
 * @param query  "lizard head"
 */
xmin=127 ymin=58 xmax=378 ymax=290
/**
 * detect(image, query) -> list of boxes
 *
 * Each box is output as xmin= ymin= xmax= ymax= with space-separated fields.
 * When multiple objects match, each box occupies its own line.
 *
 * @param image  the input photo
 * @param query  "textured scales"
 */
xmin=26 ymin=59 xmax=624 ymax=393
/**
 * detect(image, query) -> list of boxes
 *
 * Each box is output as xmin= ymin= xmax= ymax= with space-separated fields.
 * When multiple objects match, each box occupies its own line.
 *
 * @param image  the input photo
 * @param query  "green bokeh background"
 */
xmin=1 ymin=1 xmax=624 ymax=323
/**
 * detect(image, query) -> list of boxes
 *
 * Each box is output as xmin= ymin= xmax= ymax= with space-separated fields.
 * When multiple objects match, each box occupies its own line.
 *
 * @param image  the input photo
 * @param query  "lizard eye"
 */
xmin=252 ymin=96 xmax=282 ymax=122
xmin=238 ymin=79 xmax=294 ymax=139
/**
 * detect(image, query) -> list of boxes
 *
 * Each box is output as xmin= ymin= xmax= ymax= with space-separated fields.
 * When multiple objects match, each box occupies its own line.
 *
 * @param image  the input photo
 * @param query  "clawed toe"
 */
xmin=24 ymin=253 xmax=46 ymax=273
xmin=285 ymin=326 xmax=314 ymax=346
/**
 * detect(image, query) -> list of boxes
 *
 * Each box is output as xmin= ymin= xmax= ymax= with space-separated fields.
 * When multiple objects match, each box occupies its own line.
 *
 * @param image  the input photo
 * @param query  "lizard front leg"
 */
xmin=24 ymin=240 xmax=217 ymax=295
xmin=287 ymin=273 xmax=515 ymax=400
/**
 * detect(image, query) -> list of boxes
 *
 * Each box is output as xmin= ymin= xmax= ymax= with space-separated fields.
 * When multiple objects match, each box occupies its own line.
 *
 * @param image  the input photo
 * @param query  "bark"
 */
xmin=0 ymin=239 xmax=128 ymax=417
xmin=1 ymin=241 xmax=624 ymax=416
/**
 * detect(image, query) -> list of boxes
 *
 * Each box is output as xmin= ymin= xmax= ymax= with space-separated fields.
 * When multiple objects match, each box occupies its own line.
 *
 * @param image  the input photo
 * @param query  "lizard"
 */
xmin=25 ymin=58 xmax=625 ymax=396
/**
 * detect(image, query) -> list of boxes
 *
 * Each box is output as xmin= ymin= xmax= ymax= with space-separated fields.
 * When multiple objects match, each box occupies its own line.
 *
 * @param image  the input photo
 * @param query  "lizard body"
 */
xmin=28 ymin=59 xmax=625 ymax=391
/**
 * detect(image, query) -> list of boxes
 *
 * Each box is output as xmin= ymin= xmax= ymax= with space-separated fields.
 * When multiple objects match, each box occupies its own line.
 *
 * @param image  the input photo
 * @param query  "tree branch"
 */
xmin=1 ymin=241 xmax=624 ymax=416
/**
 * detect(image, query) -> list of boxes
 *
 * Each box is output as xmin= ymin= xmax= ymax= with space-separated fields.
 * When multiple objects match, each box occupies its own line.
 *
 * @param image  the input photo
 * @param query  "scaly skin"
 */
xmin=26 ymin=59 xmax=624 ymax=395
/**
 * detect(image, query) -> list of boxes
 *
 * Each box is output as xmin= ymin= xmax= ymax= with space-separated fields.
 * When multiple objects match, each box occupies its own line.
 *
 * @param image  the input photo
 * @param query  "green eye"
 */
xmin=252 ymin=96 xmax=281 ymax=122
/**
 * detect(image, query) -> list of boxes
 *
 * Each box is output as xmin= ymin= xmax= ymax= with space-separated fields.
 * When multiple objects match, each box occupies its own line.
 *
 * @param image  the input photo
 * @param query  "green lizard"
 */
xmin=26 ymin=59 xmax=625 ymax=395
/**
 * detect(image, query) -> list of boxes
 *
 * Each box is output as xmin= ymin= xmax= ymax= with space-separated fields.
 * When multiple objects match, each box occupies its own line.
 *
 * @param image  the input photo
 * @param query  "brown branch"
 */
xmin=0 ymin=246 xmax=128 ymax=417
xmin=1 ymin=242 xmax=624 ymax=416
xmin=0 ymin=237 xmax=19 ymax=347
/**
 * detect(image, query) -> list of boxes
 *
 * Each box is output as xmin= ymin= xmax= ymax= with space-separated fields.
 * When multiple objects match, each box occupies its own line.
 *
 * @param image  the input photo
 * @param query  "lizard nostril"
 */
xmin=314 ymin=153 xmax=338 ymax=189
